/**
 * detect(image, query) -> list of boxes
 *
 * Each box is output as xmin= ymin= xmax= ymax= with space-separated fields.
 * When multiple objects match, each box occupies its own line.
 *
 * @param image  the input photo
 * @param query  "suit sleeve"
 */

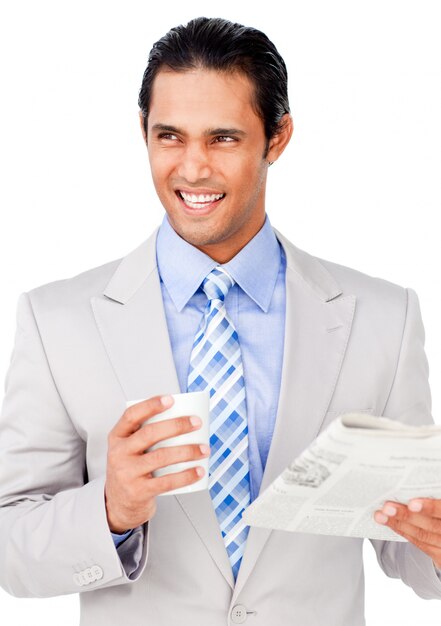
xmin=0 ymin=293 xmax=148 ymax=598
xmin=370 ymin=287 xmax=441 ymax=599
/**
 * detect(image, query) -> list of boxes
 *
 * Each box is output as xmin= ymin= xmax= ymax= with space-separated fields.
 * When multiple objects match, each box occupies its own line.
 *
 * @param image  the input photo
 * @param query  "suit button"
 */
xmin=90 ymin=565 xmax=104 ymax=581
xmin=231 ymin=604 xmax=248 ymax=624
xmin=84 ymin=568 xmax=95 ymax=583
xmin=73 ymin=573 xmax=84 ymax=587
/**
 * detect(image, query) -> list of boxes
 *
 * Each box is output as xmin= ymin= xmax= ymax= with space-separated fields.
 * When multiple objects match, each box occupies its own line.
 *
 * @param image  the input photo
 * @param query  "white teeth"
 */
xmin=180 ymin=191 xmax=224 ymax=204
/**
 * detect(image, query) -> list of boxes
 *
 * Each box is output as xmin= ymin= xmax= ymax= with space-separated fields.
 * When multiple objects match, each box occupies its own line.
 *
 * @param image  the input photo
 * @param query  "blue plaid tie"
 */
xmin=187 ymin=267 xmax=251 ymax=579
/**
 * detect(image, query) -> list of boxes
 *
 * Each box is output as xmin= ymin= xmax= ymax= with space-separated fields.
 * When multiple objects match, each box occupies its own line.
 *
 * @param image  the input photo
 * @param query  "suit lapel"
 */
xmin=232 ymin=231 xmax=356 ymax=601
xmin=90 ymin=228 xmax=235 ymax=590
xmin=91 ymin=229 xmax=180 ymax=402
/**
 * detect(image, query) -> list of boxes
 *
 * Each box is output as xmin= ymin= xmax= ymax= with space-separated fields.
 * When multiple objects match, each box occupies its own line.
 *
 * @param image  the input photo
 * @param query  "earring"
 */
xmin=268 ymin=161 xmax=275 ymax=166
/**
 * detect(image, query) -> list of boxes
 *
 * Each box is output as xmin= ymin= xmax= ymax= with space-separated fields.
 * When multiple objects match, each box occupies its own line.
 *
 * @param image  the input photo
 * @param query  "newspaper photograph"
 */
xmin=242 ymin=413 xmax=441 ymax=541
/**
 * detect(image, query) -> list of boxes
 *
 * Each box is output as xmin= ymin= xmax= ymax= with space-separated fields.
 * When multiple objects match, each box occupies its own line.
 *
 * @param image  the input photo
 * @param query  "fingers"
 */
xmin=144 ymin=465 xmax=207 ymax=497
xmin=407 ymin=498 xmax=441 ymax=520
xmin=128 ymin=415 xmax=203 ymax=455
xmin=136 ymin=443 xmax=210 ymax=475
xmin=111 ymin=395 xmax=174 ymax=438
xmin=374 ymin=499 xmax=441 ymax=567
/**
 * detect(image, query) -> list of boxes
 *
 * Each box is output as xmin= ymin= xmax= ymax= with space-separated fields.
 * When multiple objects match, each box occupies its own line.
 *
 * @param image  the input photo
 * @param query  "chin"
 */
xmin=179 ymin=230 xmax=219 ymax=248
xmin=169 ymin=219 xmax=224 ymax=247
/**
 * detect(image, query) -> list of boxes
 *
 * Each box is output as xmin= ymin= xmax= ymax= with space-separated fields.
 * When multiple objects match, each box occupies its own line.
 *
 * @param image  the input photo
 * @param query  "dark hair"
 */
xmin=138 ymin=17 xmax=290 ymax=155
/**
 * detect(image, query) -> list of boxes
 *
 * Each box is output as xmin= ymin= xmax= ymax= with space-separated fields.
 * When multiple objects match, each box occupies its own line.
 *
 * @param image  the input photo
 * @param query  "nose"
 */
xmin=176 ymin=142 xmax=213 ymax=182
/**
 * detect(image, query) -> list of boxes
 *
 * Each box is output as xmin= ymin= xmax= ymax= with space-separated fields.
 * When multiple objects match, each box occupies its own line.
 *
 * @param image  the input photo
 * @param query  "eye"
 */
xmin=158 ymin=133 xmax=179 ymax=141
xmin=214 ymin=136 xmax=236 ymax=143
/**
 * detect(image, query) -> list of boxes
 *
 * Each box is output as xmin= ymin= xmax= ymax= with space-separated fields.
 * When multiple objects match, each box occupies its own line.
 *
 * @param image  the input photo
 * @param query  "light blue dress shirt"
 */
xmin=112 ymin=214 xmax=286 ymax=547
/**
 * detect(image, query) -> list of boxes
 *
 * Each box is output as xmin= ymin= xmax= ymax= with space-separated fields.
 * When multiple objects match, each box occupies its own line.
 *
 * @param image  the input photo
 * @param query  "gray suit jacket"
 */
xmin=1 ymin=227 xmax=441 ymax=626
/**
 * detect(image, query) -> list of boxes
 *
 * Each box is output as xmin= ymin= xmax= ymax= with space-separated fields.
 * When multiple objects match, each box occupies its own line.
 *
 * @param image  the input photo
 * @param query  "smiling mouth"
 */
xmin=177 ymin=190 xmax=225 ymax=210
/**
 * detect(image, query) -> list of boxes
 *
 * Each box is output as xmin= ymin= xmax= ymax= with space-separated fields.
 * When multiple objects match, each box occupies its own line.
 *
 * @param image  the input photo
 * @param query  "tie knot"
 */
xmin=202 ymin=267 xmax=235 ymax=302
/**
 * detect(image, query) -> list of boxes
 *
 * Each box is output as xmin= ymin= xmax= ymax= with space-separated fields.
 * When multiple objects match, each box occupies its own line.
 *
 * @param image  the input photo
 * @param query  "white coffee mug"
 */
xmin=126 ymin=390 xmax=210 ymax=495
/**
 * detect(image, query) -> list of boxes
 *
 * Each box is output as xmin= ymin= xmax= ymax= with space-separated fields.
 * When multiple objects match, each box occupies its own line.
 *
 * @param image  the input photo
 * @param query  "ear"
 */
xmin=265 ymin=114 xmax=293 ymax=164
xmin=138 ymin=111 xmax=147 ymax=144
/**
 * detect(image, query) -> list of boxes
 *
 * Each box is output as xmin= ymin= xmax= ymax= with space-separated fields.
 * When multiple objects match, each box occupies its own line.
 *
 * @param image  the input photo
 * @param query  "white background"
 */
xmin=0 ymin=1 xmax=440 ymax=624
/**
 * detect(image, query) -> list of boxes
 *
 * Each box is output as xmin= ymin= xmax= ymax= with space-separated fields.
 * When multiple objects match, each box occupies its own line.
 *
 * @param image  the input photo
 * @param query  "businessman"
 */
xmin=1 ymin=16 xmax=441 ymax=626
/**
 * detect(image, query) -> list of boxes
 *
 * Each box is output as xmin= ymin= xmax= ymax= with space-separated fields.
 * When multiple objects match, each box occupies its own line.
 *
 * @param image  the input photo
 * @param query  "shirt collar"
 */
xmin=156 ymin=214 xmax=281 ymax=313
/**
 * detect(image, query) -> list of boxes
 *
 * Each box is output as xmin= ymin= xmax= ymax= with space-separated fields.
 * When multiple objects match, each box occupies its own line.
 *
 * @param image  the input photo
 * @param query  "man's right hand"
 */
xmin=104 ymin=395 xmax=210 ymax=533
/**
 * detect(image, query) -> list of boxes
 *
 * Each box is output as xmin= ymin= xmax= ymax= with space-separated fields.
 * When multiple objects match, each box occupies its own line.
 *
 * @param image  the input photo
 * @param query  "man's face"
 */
xmin=143 ymin=68 xmax=288 ymax=262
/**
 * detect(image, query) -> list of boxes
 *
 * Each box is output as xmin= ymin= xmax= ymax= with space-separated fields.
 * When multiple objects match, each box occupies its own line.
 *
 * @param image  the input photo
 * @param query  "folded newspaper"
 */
xmin=242 ymin=413 xmax=441 ymax=541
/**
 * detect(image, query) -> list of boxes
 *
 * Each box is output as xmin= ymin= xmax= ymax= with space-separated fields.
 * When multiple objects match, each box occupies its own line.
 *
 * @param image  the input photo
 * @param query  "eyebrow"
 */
xmin=151 ymin=123 xmax=246 ymax=137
